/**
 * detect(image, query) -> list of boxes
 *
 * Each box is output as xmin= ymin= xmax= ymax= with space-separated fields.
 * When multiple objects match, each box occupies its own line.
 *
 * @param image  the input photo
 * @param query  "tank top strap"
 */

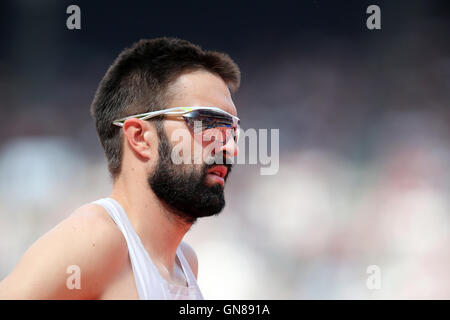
xmin=176 ymin=247 xmax=204 ymax=299
xmin=176 ymin=246 xmax=197 ymax=287
xmin=91 ymin=197 xmax=203 ymax=300
xmin=91 ymin=197 xmax=165 ymax=299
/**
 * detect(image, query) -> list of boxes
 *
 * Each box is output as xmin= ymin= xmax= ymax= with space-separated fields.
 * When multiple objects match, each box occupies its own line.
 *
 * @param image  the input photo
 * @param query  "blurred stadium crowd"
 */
xmin=0 ymin=1 xmax=448 ymax=298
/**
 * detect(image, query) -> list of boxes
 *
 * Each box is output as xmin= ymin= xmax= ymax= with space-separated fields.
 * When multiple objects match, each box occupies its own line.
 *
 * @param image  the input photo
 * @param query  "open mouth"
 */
xmin=206 ymin=165 xmax=228 ymax=178
xmin=205 ymin=165 xmax=228 ymax=186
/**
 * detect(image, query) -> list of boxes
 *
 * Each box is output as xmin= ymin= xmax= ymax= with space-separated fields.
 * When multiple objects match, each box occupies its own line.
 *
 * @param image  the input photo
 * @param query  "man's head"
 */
xmin=91 ymin=38 xmax=240 ymax=223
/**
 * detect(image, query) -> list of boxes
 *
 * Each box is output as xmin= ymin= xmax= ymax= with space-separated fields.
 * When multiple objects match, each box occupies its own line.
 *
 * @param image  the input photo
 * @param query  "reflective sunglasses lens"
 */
xmin=185 ymin=109 xmax=239 ymax=143
xmin=187 ymin=110 xmax=234 ymax=128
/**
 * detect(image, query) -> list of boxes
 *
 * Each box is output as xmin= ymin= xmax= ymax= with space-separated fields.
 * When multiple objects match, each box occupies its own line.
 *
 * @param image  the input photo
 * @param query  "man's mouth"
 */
xmin=206 ymin=165 xmax=228 ymax=186
xmin=207 ymin=165 xmax=228 ymax=178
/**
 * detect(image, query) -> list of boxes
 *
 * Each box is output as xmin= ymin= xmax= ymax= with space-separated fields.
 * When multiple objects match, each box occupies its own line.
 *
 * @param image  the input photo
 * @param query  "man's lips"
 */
xmin=205 ymin=165 xmax=229 ymax=186
xmin=206 ymin=165 xmax=228 ymax=178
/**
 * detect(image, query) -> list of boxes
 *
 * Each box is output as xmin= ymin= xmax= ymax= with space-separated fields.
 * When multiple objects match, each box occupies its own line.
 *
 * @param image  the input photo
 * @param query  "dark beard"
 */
xmin=148 ymin=127 xmax=232 ymax=224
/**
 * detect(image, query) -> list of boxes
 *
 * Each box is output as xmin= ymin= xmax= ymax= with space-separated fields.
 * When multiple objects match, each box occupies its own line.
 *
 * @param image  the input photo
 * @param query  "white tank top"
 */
xmin=92 ymin=197 xmax=204 ymax=300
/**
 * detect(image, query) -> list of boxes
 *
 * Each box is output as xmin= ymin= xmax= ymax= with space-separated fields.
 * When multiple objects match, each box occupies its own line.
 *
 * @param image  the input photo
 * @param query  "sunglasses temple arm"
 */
xmin=113 ymin=108 xmax=188 ymax=126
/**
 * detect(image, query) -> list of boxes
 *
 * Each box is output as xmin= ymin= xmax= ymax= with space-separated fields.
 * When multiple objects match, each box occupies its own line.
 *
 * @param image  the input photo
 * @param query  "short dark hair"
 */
xmin=90 ymin=37 xmax=240 ymax=179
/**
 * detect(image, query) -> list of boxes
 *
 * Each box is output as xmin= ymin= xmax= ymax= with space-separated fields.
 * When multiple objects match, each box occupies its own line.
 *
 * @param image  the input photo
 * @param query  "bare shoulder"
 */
xmin=68 ymin=202 xmax=124 ymax=244
xmin=64 ymin=202 xmax=129 ymax=263
xmin=180 ymin=241 xmax=198 ymax=279
xmin=53 ymin=202 xmax=129 ymax=265
xmin=0 ymin=202 xmax=128 ymax=299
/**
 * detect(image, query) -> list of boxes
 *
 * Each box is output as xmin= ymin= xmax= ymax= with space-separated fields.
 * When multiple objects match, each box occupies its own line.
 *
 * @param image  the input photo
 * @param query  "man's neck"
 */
xmin=109 ymin=174 xmax=192 ymax=277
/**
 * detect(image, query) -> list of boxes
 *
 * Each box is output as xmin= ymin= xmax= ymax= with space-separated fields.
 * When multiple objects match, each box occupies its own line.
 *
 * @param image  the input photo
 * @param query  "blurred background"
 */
xmin=0 ymin=0 xmax=449 ymax=299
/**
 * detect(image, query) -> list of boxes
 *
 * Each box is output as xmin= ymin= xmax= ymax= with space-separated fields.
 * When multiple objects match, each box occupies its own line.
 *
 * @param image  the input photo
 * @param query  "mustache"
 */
xmin=203 ymin=154 xmax=233 ymax=179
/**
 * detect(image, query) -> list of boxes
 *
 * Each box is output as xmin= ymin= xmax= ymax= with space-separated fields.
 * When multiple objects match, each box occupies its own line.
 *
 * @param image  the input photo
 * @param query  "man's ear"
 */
xmin=122 ymin=119 xmax=154 ymax=160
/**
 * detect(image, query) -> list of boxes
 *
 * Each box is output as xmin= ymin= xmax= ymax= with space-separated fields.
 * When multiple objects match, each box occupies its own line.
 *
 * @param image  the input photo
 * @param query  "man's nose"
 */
xmin=216 ymin=135 xmax=239 ymax=160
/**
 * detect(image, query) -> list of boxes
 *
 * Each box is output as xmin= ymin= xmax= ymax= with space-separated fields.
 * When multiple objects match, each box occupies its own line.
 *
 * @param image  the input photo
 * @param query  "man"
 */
xmin=0 ymin=38 xmax=241 ymax=299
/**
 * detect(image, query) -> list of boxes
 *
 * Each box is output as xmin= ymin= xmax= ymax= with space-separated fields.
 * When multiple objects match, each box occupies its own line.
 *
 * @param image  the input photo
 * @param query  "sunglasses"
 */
xmin=112 ymin=106 xmax=240 ymax=143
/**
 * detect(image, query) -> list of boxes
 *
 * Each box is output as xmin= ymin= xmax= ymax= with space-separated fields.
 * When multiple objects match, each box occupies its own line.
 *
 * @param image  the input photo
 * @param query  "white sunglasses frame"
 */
xmin=112 ymin=106 xmax=241 ymax=143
